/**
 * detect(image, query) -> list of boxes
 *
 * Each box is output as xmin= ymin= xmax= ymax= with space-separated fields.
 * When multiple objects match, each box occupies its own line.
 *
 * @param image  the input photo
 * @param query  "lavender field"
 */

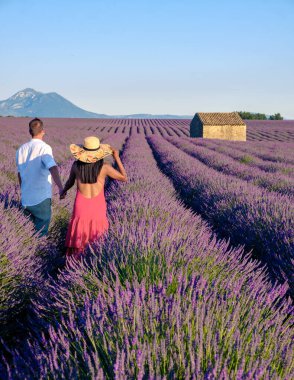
xmin=0 ymin=117 xmax=293 ymax=379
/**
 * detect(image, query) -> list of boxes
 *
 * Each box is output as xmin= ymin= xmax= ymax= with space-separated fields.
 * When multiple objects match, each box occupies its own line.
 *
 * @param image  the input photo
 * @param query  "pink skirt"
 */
xmin=65 ymin=189 xmax=109 ymax=260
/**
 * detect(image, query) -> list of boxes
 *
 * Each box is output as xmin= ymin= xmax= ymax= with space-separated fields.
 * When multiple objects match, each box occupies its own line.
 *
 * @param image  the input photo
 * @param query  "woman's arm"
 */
xmin=105 ymin=147 xmax=127 ymax=182
xmin=60 ymin=162 xmax=76 ymax=198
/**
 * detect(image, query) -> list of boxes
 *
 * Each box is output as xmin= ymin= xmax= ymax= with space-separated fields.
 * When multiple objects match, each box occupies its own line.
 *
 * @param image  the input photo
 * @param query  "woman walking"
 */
xmin=60 ymin=136 xmax=127 ymax=261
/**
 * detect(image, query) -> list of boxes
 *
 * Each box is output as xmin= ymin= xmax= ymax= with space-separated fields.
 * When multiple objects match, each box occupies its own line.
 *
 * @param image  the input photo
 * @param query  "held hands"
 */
xmin=16 ymin=190 xmax=21 ymax=205
xmin=59 ymin=187 xmax=67 ymax=200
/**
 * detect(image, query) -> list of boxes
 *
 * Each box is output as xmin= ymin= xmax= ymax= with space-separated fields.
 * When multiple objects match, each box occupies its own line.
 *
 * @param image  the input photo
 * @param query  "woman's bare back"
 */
xmin=75 ymin=161 xmax=127 ymax=199
xmin=77 ymin=178 xmax=105 ymax=198
xmin=74 ymin=162 xmax=106 ymax=198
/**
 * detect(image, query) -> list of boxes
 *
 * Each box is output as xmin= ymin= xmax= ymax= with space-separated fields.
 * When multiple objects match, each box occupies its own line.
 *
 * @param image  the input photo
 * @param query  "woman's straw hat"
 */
xmin=70 ymin=136 xmax=113 ymax=163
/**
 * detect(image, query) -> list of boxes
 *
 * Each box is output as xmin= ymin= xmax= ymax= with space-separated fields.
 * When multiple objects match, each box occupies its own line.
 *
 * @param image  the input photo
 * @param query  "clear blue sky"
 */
xmin=1 ymin=0 xmax=293 ymax=117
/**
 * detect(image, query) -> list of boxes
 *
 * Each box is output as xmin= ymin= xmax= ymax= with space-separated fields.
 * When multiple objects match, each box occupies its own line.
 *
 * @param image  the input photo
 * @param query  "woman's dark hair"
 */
xmin=76 ymin=159 xmax=104 ymax=184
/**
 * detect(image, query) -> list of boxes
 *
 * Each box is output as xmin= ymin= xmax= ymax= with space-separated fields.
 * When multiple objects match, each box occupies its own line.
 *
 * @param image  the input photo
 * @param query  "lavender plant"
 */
xmin=0 ymin=199 xmax=46 ymax=339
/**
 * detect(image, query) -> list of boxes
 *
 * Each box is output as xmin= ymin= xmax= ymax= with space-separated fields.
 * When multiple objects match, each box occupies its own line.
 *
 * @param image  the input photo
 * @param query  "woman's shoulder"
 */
xmin=100 ymin=162 xmax=109 ymax=173
xmin=102 ymin=162 xmax=111 ymax=169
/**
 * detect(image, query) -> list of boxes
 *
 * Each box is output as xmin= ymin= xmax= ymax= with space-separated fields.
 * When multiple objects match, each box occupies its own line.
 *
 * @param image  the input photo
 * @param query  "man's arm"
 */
xmin=41 ymin=145 xmax=63 ymax=195
xmin=16 ymin=149 xmax=21 ymax=186
xmin=49 ymin=166 xmax=63 ymax=194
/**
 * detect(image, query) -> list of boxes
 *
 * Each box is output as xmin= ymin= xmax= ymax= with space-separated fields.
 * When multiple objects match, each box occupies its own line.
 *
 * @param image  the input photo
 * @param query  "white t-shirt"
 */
xmin=16 ymin=139 xmax=57 ymax=206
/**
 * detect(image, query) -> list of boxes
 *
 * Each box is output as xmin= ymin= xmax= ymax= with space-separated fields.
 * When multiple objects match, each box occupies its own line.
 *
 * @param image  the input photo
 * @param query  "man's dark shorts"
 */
xmin=23 ymin=198 xmax=52 ymax=236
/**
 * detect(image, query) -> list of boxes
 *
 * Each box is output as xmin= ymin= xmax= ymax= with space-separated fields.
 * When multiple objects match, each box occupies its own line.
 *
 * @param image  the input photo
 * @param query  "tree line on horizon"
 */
xmin=238 ymin=111 xmax=283 ymax=120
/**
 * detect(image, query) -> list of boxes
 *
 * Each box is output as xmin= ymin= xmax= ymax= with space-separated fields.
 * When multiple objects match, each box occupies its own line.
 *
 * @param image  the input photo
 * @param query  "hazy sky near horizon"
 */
xmin=1 ymin=0 xmax=294 ymax=117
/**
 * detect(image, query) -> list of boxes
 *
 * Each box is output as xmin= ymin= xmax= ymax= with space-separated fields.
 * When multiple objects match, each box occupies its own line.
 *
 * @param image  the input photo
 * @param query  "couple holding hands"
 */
xmin=16 ymin=118 xmax=127 ymax=261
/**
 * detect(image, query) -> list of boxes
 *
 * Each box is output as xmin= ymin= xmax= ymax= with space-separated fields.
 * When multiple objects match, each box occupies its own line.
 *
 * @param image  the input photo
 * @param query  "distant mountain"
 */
xmin=0 ymin=89 xmax=192 ymax=119
xmin=0 ymin=88 xmax=107 ymax=118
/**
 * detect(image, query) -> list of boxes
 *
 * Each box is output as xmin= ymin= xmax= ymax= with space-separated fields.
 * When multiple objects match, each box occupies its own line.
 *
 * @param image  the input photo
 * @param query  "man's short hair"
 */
xmin=29 ymin=118 xmax=44 ymax=137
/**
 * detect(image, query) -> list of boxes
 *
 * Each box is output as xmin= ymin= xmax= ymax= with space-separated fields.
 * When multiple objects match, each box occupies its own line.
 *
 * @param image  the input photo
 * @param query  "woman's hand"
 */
xmin=105 ymin=146 xmax=127 ymax=182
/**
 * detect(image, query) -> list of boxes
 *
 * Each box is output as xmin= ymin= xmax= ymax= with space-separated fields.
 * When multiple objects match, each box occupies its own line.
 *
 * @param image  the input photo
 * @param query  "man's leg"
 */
xmin=25 ymin=198 xmax=52 ymax=236
xmin=23 ymin=207 xmax=35 ymax=224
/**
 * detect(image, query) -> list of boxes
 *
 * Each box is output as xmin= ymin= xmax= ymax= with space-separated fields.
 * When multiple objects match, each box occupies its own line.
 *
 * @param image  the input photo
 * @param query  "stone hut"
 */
xmin=190 ymin=112 xmax=246 ymax=141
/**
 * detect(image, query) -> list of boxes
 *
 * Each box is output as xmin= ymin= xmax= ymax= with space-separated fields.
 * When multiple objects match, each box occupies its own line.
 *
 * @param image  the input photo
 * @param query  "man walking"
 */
xmin=16 ymin=118 xmax=63 ymax=236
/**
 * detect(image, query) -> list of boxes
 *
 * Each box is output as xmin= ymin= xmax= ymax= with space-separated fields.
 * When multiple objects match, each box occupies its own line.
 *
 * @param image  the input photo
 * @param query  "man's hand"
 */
xmin=16 ymin=190 xmax=21 ymax=205
xmin=59 ymin=189 xmax=67 ymax=200
xmin=17 ymin=172 xmax=22 ymax=187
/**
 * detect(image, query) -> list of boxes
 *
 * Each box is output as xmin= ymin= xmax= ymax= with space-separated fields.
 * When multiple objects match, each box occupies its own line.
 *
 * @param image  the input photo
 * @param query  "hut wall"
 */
xmin=190 ymin=116 xmax=203 ymax=137
xmin=203 ymin=124 xmax=246 ymax=141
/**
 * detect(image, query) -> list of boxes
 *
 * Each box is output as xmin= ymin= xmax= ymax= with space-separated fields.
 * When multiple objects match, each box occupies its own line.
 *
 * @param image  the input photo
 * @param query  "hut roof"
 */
xmin=197 ymin=112 xmax=245 ymax=126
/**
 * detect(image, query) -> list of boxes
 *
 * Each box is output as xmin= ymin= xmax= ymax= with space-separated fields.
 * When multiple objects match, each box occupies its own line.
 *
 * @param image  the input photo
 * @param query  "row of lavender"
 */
xmin=149 ymin=136 xmax=294 ymax=297
xmin=186 ymin=138 xmax=294 ymax=177
xmin=1 ymin=134 xmax=293 ymax=379
xmin=245 ymin=120 xmax=294 ymax=142
xmin=200 ymin=138 xmax=294 ymax=166
xmin=164 ymin=137 xmax=294 ymax=196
